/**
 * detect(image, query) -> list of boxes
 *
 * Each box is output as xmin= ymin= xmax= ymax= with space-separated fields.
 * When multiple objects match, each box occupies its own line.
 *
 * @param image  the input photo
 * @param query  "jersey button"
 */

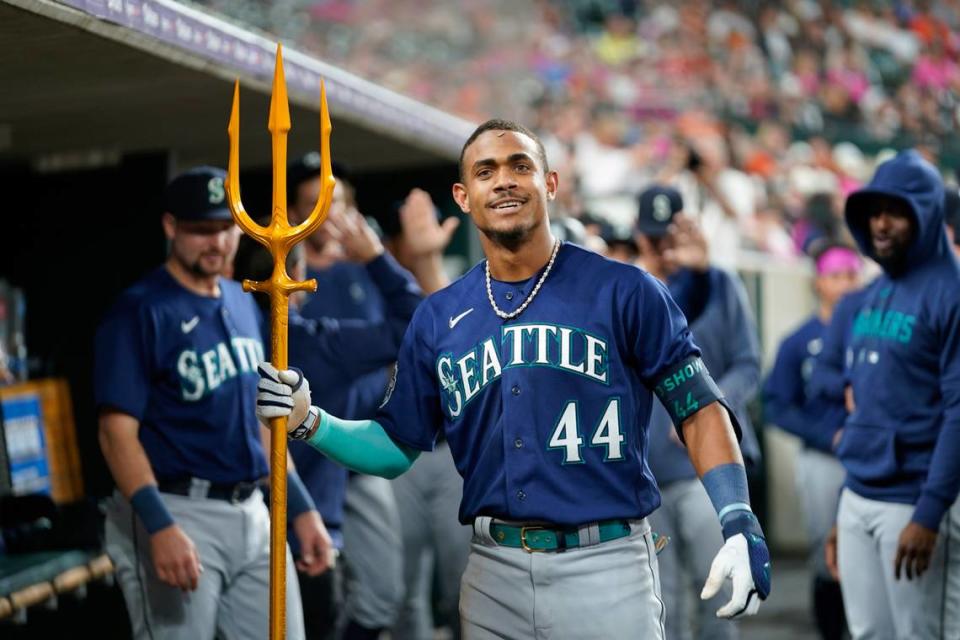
xmin=505 ymin=291 xmax=514 ymax=300
xmin=514 ymin=438 xmax=523 ymax=449
xmin=516 ymin=490 xmax=526 ymax=501
xmin=511 ymin=385 xmax=520 ymax=396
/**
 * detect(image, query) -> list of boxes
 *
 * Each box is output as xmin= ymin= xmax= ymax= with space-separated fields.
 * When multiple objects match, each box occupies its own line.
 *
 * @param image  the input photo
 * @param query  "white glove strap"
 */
xmin=289 ymin=406 xmax=321 ymax=441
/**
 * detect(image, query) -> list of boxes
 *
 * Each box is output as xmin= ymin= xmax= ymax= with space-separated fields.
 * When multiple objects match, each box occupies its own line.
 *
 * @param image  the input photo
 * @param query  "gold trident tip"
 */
xmin=225 ymin=43 xmax=336 ymax=297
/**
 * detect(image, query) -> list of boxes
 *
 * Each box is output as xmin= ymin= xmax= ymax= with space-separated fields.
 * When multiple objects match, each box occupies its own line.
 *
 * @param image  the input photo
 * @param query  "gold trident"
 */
xmin=225 ymin=44 xmax=335 ymax=640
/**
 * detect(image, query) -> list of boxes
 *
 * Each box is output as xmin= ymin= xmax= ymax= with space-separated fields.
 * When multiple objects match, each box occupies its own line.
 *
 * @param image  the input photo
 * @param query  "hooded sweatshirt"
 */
xmin=840 ymin=150 xmax=960 ymax=531
xmin=808 ymin=287 xmax=870 ymax=404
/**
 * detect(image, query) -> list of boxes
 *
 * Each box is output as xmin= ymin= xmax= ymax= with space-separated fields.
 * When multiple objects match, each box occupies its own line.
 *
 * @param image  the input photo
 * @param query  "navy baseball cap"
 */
xmin=287 ymin=152 xmax=349 ymax=203
xmin=636 ymin=185 xmax=683 ymax=237
xmin=164 ymin=166 xmax=232 ymax=222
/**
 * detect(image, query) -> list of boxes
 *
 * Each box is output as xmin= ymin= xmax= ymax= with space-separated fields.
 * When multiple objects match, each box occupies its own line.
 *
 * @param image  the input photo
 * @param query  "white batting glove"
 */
xmin=701 ymin=509 xmax=771 ymax=619
xmin=256 ymin=363 xmax=312 ymax=432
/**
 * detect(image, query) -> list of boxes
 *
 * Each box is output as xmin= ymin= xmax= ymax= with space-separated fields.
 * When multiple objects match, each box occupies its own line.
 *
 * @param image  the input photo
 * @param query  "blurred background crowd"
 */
xmin=195 ymin=0 xmax=960 ymax=265
xmin=4 ymin=1 xmax=960 ymax=638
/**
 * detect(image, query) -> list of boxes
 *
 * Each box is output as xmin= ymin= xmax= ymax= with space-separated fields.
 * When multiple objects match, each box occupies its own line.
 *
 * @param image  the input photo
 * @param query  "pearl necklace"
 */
xmin=485 ymin=240 xmax=561 ymax=320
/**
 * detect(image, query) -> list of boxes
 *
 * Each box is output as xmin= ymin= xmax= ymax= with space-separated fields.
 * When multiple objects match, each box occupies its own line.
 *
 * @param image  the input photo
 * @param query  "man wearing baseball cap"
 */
xmin=629 ymin=185 xmax=763 ymax=640
xmin=95 ymin=166 xmax=331 ymax=639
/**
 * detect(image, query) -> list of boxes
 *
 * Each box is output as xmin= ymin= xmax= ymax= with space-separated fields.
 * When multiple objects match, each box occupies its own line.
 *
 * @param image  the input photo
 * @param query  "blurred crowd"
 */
xmin=194 ymin=0 xmax=960 ymax=264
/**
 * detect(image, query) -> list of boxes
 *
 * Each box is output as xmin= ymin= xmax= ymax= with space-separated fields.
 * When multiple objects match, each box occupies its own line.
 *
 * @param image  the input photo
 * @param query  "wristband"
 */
xmin=701 ymin=462 xmax=753 ymax=528
xmin=652 ymin=356 xmax=725 ymax=430
xmin=290 ymin=406 xmax=321 ymax=441
xmin=130 ymin=485 xmax=175 ymax=535
xmin=286 ymin=471 xmax=316 ymax=519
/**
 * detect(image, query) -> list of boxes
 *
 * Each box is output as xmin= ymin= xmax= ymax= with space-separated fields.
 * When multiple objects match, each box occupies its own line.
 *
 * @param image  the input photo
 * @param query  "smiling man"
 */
xmin=94 ymin=166 xmax=333 ymax=640
xmin=835 ymin=150 xmax=960 ymax=639
xmin=255 ymin=120 xmax=771 ymax=638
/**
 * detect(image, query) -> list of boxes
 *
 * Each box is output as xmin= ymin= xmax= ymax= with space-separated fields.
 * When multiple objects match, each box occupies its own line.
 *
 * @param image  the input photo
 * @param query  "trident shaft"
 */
xmin=225 ymin=44 xmax=335 ymax=640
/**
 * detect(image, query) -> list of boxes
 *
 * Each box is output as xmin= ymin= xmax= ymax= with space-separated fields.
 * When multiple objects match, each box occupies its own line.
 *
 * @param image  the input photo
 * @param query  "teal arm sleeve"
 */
xmin=305 ymin=408 xmax=420 ymax=479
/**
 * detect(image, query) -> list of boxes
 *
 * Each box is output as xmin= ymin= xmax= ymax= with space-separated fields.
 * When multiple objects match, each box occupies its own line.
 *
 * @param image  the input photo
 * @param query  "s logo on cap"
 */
xmin=653 ymin=194 xmax=672 ymax=222
xmin=208 ymin=177 xmax=225 ymax=204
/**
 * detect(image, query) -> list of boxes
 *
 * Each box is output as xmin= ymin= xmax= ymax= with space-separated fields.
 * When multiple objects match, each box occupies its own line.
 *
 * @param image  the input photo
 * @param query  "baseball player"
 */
xmin=94 ymin=166 xmax=332 ymax=640
xmin=764 ymin=240 xmax=862 ymax=640
xmin=834 ymin=150 xmax=960 ymax=639
xmin=256 ymin=120 xmax=771 ymax=638
xmin=634 ymin=186 xmax=763 ymax=640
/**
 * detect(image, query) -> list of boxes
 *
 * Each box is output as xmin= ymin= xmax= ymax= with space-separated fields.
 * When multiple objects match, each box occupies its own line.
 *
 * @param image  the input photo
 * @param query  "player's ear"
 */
xmin=545 ymin=170 xmax=559 ymax=201
xmin=161 ymin=212 xmax=177 ymax=241
xmin=452 ymin=182 xmax=470 ymax=214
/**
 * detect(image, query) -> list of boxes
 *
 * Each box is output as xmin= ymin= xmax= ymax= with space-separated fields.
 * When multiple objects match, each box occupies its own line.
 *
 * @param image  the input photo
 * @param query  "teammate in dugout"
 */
xmin=94 ymin=167 xmax=332 ymax=640
xmin=764 ymin=240 xmax=862 ymax=640
xmin=634 ymin=186 xmax=763 ymax=640
xmin=832 ymin=150 xmax=960 ymax=639
xmin=256 ymin=120 xmax=771 ymax=638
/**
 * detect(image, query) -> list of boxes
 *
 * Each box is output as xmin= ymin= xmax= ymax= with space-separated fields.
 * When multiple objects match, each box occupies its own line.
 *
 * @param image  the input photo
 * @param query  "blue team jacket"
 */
xmin=648 ymin=267 xmax=762 ymax=486
xmin=288 ymin=254 xmax=422 ymax=543
xmin=840 ymin=150 xmax=960 ymax=530
xmin=764 ymin=315 xmax=848 ymax=453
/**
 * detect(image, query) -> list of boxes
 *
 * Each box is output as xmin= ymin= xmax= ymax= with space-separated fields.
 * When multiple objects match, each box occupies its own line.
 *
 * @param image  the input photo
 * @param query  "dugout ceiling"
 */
xmin=0 ymin=0 xmax=474 ymax=171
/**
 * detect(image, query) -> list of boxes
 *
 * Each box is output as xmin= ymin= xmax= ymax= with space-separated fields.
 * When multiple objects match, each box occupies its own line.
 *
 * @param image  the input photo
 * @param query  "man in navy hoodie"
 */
xmin=764 ymin=240 xmax=862 ymax=639
xmin=837 ymin=150 xmax=960 ymax=639
xmin=633 ymin=185 xmax=763 ymax=640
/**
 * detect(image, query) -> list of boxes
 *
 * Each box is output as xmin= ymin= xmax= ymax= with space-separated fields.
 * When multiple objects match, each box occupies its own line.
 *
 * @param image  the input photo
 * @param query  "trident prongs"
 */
xmin=225 ymin=45 xmax=336 ymax=300
xmin=224 ymin=42 xmax=335 ymax=640
xmin=288 ymin=79 xmax=335 ymax=245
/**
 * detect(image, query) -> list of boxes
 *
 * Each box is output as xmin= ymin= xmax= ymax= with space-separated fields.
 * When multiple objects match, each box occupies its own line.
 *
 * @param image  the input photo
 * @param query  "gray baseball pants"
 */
xmin=105 ymin=488 xmax=305 ymax=640
xmin=391 ymin=441 xmax=472 ymax=640
xmin=340 ymin=473 xmax=404 ymax=630
xmin=647 ymin=478 xmax=736 ymax=640
xmin=461 ymin=517 xmax=665 ymax=639
xmin=795 ymin=447 xmax=845 ymax=578
xmin=837 ymin=488 xmax=960 ymax=639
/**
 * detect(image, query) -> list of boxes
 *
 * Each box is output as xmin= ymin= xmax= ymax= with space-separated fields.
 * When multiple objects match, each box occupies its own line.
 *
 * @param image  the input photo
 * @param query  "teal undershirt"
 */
xmin=306 ymin=408 xmax=420 ymax=479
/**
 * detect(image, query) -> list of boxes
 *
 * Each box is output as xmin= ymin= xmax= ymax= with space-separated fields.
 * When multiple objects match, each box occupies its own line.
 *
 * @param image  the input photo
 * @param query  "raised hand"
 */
xmin=399 ymin=188 xmax=459 ymax=258
xmin=663 ymin=213 xmax=709 ymax=272
xmin=324 ymin=206 xmax=384 ymax=264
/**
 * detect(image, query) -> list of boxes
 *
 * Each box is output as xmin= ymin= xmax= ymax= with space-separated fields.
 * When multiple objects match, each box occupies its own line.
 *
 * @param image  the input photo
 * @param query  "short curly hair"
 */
xmin=458 ymin=119 xmax=549 ymax=181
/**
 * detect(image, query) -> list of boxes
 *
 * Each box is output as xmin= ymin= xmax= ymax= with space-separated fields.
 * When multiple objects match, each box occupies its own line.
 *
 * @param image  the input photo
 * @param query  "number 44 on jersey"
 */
xmin=548 ymin=398 xmax=624 ymax=464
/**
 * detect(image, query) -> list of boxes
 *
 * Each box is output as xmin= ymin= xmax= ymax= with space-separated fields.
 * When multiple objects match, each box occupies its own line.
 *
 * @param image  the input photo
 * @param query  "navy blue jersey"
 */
xmin=289 ymin=253 xmax=423 ymax=538
xmin=376 ymin=243 xmax=704 ymax=526
xmin=94 ymin=267 xmax=268 ymax=484
xmin=301 ymin=262 xmax=390 ymax=420
xmin=302 ymin=262 xmax=385 ymax=322
xmin=764 ymin=315 xmax=848 ymax=453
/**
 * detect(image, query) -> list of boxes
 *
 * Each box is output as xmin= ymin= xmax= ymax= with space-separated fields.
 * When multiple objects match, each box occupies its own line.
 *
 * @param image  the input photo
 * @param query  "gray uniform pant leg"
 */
xmin=794 ymin=448 xmax=846 ymax=578
xmin=838 ymin=488 xmax=960 ymax=640
xmin=392 ymin=441 xmax=472 ymax=640
xmin=648 ymin=479 xmax=736 ymax=640
xmin=460 ymin=519 xmax=665 ymax=640
xmin=341 ymin=474 xmax=403 ymax=629
xmin=105 ymin=489 xmax=305 ymax=640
